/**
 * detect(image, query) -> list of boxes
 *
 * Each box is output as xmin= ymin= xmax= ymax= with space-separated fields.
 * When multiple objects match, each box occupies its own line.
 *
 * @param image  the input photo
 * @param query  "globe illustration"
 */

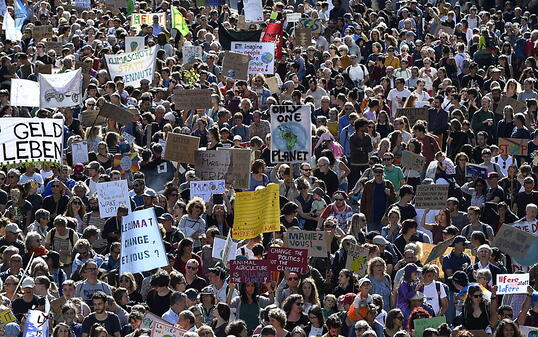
xmin=261 ymin=52 xmax=273 ymax=64
xmin=273 ymin=122 xmax=307 ymax=151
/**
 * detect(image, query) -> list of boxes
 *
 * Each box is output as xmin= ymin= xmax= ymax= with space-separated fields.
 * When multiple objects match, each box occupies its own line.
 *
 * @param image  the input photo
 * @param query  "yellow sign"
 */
xmin=232 ymin=184 xmax=280 ymax=239
xmin=420 ymin=243 xmax=472 ymax=279
xmin=0 ymin=310 xmax=15 ymax=323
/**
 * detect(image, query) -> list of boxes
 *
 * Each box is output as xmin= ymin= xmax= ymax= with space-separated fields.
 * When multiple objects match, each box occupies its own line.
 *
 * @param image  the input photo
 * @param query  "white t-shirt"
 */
xmin=423 ymin=281 xmax=447 ymax=315
xmin=348 ymin=64 xmax=368 ymax=84
xmin=387 ymin=88 xmax=411 ymax=116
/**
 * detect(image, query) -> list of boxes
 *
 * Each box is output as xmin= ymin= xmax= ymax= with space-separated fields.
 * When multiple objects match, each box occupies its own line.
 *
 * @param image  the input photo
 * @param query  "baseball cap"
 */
xmin=487 ymin=172 xmax=499 ymax=179
xmin=200 ymin=286 xmax=216 ymax=296
xmin=5 ymin=223 xmax=22 ymax=234
xmin=358 ymin=278 xmax=372 ymax=287
xmin=143 ymin=190 xmax=156 ymax=197
xmin=342 ymin=293 xmax=357 ymax=305
xmin=87 ymin=161 xmax=100 ymax=170
xmin=524 ymin=177 xmax=534 ymax=184
xmin=442 ymin=225 xmax=459 ymax=236
xmin=453 ymin=235 xmax=469 ymax=245
xmin=233 ymin=135 xmax=242 ymax=142
xmin=22 ymin=277 xmax=35 ymax=288
xmin=448 ymin=270 xmax=468 ymax=287
xmin=373 ymin=235 xmax=389 ymax=245
xmin=158 ymin=213 xmax=173 ymax=222
xmin=185 ymin=288 xmax=199 ymax=300
xmin=372 ymin=164 xmax=384 ymax=173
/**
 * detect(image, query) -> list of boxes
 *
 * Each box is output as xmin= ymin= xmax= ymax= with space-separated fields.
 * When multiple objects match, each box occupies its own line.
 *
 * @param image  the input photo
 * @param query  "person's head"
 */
xmin=225 ymin=320 xmax=248 ymax=337
xmin=467 ymin=206 xmax=481 ymax=223
xmin=92 ymin=291 xmax=108 ymax=314
xmin=477 ymin=244 xmax=493 ymax=262
xmin=494 ymin=319 xmax=523 ymax=337
xmin=150 ymin=269 xmax=170 ymax=288
xmin=268 ymin=308 xmax=287 ymax=329
xmin=422 ymin=264 xmax=438 ymax=284
xmin=170 ymin=291 xmax=187 ymax=312
xmin=178 ymin=310 xmax=196 ymax=330
xmin=325 ymin=313 xmax=342 ymax=337
xmin=354 ymin=320 xmax=370 ymax=337
xmin=282 ymin=294 xmax=305 ymax=315
xmin=497 ymin=305 xmax=514 ymax=321
xmin=401 ymin=219 xmax=418 ymax=235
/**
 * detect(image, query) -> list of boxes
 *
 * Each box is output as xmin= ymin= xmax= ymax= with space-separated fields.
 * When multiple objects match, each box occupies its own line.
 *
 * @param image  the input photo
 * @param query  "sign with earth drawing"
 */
xmin=270 ymin=105 xmax=312 ymax=164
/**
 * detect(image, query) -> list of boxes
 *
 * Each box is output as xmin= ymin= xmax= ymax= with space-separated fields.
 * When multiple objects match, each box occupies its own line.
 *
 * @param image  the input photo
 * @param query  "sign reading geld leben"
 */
xmin=267 ymin=247 xmax=308 ymax=274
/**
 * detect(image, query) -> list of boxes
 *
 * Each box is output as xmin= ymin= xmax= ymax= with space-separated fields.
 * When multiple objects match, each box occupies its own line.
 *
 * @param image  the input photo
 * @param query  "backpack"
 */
xmin=50 ymin=228 xmax=76 ymax=251
xmin=463 ymin=224 xmax=488 ymax=239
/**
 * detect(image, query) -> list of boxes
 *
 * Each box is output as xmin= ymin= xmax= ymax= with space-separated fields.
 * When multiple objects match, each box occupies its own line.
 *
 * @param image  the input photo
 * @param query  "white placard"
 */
xmin=189 ymin=180 xmax=225 ymax=203
xmin=0 ymin=118 xmax=64 ymax=165
xmin=270 ymin=105 xmax=312 ymax=163
xmin=231 ymin=42 xmax=275 ymax=75
xmin=71 ymin=141 xmax=89 ymax=164
xmin=10 ymin=79 xmax=40 ymax=107
xmin=120 ymin=208 xmax=168 ymax=274
xmin=125 ymin=36 xmax=145 ymax=52
xmin=96 ymin=180 xmax=131 ymax=218
xmin=243 ymin=0 xmax=263 ymax=22
xmin=211 ymin=235 xmax=238 ymax=262
xmin=39 ymin=68 xmax=83 ymax=108
xmin=182 ymin=45 xmax=203 ymax=64
xmin=496 ymin=273 xmax=529 ymax=294
xmin=287 ymin=13 xmax=301 ymax=23
xmin=23 ymin=310 xmax=49 ymax=337
xmin=105 ymin=46 xmax=158 ymax=87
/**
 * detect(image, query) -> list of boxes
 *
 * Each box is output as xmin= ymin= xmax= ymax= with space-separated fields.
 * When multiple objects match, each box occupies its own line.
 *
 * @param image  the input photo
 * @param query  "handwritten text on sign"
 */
xmin=496 ymin=274 xmax=529 ymax=294
xmin=414 ymin=184 xmax=449 ymax=210
xmin=229 ymin=259 xmax=271 ymax=283
xmin=152 ymin=321 xmax=186 ymax=337
xmin=285 ymin=230 xmax=327 ymax=257
xmin=270 ymin=105 xmax=312 ymax=163
xmin=96 ymin=180 xmax=131 ymax=218
xmin=499 ymin=138 xmax=528 ymax=156
xmin=267 ymin=247 xmax=308 ymax=274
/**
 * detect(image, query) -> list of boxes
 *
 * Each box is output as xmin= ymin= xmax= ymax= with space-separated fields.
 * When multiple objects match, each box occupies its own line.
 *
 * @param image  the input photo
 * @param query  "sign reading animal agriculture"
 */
xmin=270 ymin=105 xmax=311 ymax=163
xmin=231 ymin=41 xmax=275 ymax=74
xmin=105 ymin=46 xmax=157 ymax=87
xmin=0 ymin=118 xmax=64 ymax=165
xmin=230 ymin=259 xmax=271 ymax=283
xmin=120 ymin=208 xmax=168 ymax=274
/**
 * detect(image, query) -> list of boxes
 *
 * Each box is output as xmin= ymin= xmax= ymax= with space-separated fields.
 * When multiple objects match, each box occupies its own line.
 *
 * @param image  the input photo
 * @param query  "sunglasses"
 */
xmin=72 ymin=201 xmax=81 ymax=205
xmin=187 ymin=265 xmax=197 ymax=270
xmin=288 ymin=277 xmax=299 ymax=281
xmin=334 ymin=198 xmax=344 ymax=201
xmin=473 ymin=294 xmax=483 ymax=298
xmin=52 ymin=185 xmax=60 ymax=188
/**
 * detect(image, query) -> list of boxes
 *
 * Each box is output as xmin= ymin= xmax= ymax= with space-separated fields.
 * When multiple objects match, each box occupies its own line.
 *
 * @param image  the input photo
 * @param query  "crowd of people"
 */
xmin=0 ymin=0 xmax=538 ymax=337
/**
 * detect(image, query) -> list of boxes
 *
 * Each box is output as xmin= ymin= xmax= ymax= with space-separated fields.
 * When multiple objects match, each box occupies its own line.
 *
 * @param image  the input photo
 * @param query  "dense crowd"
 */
xmin=0 ymin=1 xmax=537 ymax=337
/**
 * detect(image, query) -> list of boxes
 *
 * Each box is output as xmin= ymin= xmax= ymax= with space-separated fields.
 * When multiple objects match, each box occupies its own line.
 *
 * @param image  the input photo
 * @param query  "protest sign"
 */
xmin=401 ymin=150 xmax=426 ymax=171
xmin=74 ymin=0 xmax=90 ymax=8
xmin=36 ymin=63 xmax=52 ymax=75
xmin=499 ymin=138 xmax=528 ymax=156
xmin=113 ymin=152 xmax=139 ymax=174
xmin=346 ymin=244 xmax=369 ymax=277
xmin=414 ymin=184 xmax=449 ymax=209
xmin=182 ymin=45 xmax=203 ymax=65
xmin=492 ymin=225 xmax=535 ymax=260
xmin=131 ymin=13 xmax=166 ymax=31
xmin=287 ymin=13 xmax=301 ymax=23
xmin=0 ymin=310 xmax=15 ymax=323
xmin=231 ymin=42 xmax=275 ymax=74
xmin=0 ymin=118 xmax=63 ymax=165
xmin=222 ymin=51 xmax=250 ymax=80
xmin=195 ymin=149 xmax=251 ymax=189
xmin=285 ymin=230 xmax=327 ymax=257
xmin=125 ymin=36 xmax=145 ymax=52
xmin=120 ymin=208 xmax=167 ymax=274
xmin=295 ymin=27 xmax=312 ymax=47
xmin=244 ymin=0 xmax=263 ymax=22
xmin=96 ymin=180 xmax=131 ymax=218
xmin=141 ymin=312 xmax=171 ymax=329
xmin=212 ymin=235 xmax=238 ymax=262
xmin=190 ymin=180 xmax=225 ymax=202
xmin=99 ymin=103 xmax=135 ymax=125
xmin=396 ymin=107 xmax=428 ymax=126
xmin=39 ymin=68 xmax=83 ymax=108
xmin=496 ymin=274 xmax=529 ymax=294
xmin=105 ymin=46 xmax=157 ymax=87
xmin=424 ymin=237 xmax=455 ymax=263
xmin=106 ymin=0 xmax=125 ymax=9
xmin=519 ymin=326 xmax=538 ymax=337
xmin=32 ymin=25 xmax=53 ymax=41
xmin=230 ymin=259 xmax=271 ymax=283
xmin=270 ymin=105 xmax=312 ymax=163
xmin=414 ymin=316 xmax=446 ymax=337
xmin=23 ymin=310 xmax=49 ymax=337
xmin=163 ymin=133 xmax=200 ymax=164
xmin=495 ymin=95 xmax=527 ymax=115
xmin=265 ymin=76 xmax=280 ymax=93
xmin=80 ymin=109 xmax=106 ymax=127
xmin=151 ymin=321 xmax=186 ymax=337
xmin=298 ymin=18 xmax=322 ymax=34
xmin=75 ymin=61 xmax=91 ymax=89
xmin=71 ymin=141 xmax=89 ymax=164
xmin=267 ymin=247 xmax=308 ymax=274
xmin=10 ymin=79 xmax=40 ymax=107
xmin=465 ymin=163 xmax=488 ymax=179
xmin=45 ymin=41 xmax=63 ymax=55
xmin=232 ymin=184 xmax=280 ymax=239
xmin=172 ymin=88 xmax=212 ymax=110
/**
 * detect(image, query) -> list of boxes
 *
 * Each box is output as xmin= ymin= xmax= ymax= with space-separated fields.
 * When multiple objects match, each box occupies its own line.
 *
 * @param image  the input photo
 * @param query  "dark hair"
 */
xmin=399 ymin=185 xmax=414 ymax=198
xmin=150 ymin=270 xmax=170 ymax=287
xmin=308 ymin=305 xmax=324 ymax=327
xmin=282 ymin=294 xmax=304 ymax=315
xmin=494 ymin=320 xmax=523 ymax=337
xmin=92 ymin=291 xmax=108 ymax=302
xmin=325 ymin=313 xmax=342 ymax=329
xmin=401 ymin=219 xmax=418 ymax=235
xmin=216 ymin=302 xmax=231 ymax=321
xmin=386 ymin=309 xmax=403 ymax=330
xmin=177 ymin=238 xmax=194 ymax=257
xmin=282 ymin=201 xmax=299 ymax=215
xmin=225 ymin=320 xmax=248 ymax=337
xmin=239 ymin=282 xmax=260 ymax=303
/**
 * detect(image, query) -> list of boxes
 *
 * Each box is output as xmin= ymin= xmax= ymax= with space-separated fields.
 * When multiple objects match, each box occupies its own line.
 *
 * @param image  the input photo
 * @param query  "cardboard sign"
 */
xmin=222 ymin=51 xmax=250 ymax=80
xmin=285 ymin=230 xmax=327 ymax=257
xmin=75 ymin=61 xmax=91 ymax=90
xmin=231 ymin=42 xmax=275 ymax=75
xmin=265 ymin=76 xmax=280 ymax=93
xmin=519 ymin=326 xmax=538 ymax=337
xmin=465 ymin=163 xmax=488 ymax=179
xmin=80 ymin=109 xmax=107 ymax=127
xmin=131 ymin=13 xmax=166 ymax=31
xmin=0 ymin=310 xmax=16 ymax=323
xmin=32 ymin=25 xmax=53 ymax=41
xmin=345 ymin=244 xmax=369 ymax=277
xmin=270 ymin=105 xmax=312 ymax=163
xmin=195 ymin=148 xmax=251 ymax=189
xmin=424 ymin=237 xmax=455 ymax=263
xmin=414 ymin=184 xmax=449 ymax=209
xmin=396 ymin=107 xmax=428 ymax=126
xmin=401 ymin=150 xmax=426 ymax=171
xmin=190 ymin=180 xmax=225 ymax=202
xmin=492 ymin=225 xmax=535 ymax=260
xmin=45 ymin=41 xmax=63 ymax=55
xmin=120 ymin=208 xmax=168 ymax=274
xmin=295 ymin=27 xmax=312 ymax=47
xmin=0 ymin=118 xmax=63 ymax=165
xmin=232 ymin=184 xmax=280 ymax=239
xmin=237 ymin=15 xmax=260 ymax=31
xmin=163 ymin=133 xmax=200 ymax=164
xmin=151 ymin=321 xmax=186 ymax=337
xmin=71 ymin=141 xmax=89 ymax=164
xmin=172 ymin=88 xmax=212 ymax=110
xmin=298 ymin=18 xmax=322 ymax=34
xmin=212 ymin=235 xmax=238 ymax=262
xmin=499 ymin=138 xmax=528 ymax=156
xmin=99 ymin=102 xmax=135 ymax=125
xmin=229 ymin=259 xmax=271 ymax=283
xmin=495 ymin=95 xmax=527 ymax=115
xmin=125 ymin=36 xmax=145 ymax=52
xmin=141 ymin=312 xmax=171 ymax=329
xmin=414 ymin=316 xmax=446 ymax=337
xmin=267 ymin=247 xmax=308 ymax=274
xmin=105 ymin=46 xmax=158 ymax=87
xmin=182 ymin=45 xmax=203 ymax=65
xmin=96 ymin=180 xmax=131 ymax=218
xmin=36 ymin=63 xmax=52 ymax=74
xmin=496 ymin=273 xmax=529 ymax=294
xmin=287 ymin=13 xmax=301 ymax=23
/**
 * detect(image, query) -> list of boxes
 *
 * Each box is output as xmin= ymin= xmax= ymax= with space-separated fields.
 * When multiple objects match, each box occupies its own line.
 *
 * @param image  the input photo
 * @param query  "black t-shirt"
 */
xmin=186 ymin=275 xmax=208 ymax=292
xmin=81 ymin=312 xmax=121 ymax=336
xmin=0 ymin=189 xmax=7 ymax=206
xmin=284 ymin=312 xmax=310 ymax=331
xmin=515 ymin=191 xmax=538 ymax=218
xmin=12 ymin=295 xmax=46 ymax=321
xmin=146 ymin=289 xmax=172 ymax=316
xmin=386 ymin=202 xmax=417 ymax=222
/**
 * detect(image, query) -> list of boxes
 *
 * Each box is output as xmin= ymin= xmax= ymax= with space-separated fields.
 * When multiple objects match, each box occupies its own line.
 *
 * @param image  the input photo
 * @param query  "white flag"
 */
xmin=10 ymin=79 xmax=40 ymax=107
xmin=39 ymin=68 xmax=83 ymax=108
xmin=2 ymin=11 xmax=22 ymax=41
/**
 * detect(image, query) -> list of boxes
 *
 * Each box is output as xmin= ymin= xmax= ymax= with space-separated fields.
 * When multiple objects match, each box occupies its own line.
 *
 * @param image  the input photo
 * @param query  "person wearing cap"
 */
xmin=12 ymin=276 xmax=46 ymax=321
xmin=0 ymin=223 xmax=26 ymax=255
xmin=0 ymin=253 xmax=23 ymax=282
xmin=485 ymin=171 xmax=504 ymax=203
xmin=162 ymin=291 xmax=187 ymax=324
xmin=361 ymin=164 xmax=396 ymax=232
xmin=207 ymin=266 xmax=236 ymax=303
xmin=135 ymin=188 xmax=165 ymax=217
xmin=4 ymin=322 xmax=20 ymax=337
xmin=198 ymin=286 xmax=216 ymax=324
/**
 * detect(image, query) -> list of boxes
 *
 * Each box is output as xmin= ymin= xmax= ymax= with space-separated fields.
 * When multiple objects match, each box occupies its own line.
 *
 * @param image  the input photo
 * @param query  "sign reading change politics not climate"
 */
xmin=0 ymin=118 xmax=64 ymax=165
xmin=270 ymin=105 xmax=311 ymax=163
xmin=105 ymin=46 xmax=158 ymax=87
